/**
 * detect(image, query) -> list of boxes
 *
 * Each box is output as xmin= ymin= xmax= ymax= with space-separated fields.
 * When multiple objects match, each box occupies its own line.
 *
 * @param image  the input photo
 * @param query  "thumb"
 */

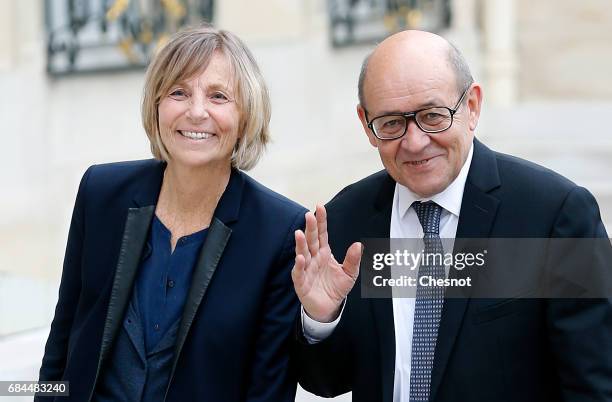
xmin=342 ymin=242 xmax=362 ymax=280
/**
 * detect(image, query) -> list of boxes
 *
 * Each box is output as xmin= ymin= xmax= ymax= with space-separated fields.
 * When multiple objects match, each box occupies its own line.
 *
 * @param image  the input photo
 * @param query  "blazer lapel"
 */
xmin=429 ymin=139 xmax=501 ymax=402
xmin=370 ymin=297 xmax=396 ymax=402
xmin=365 ymin=173 xmax=396 ymax=402
xmin=164 ymin=169 xmax=244 ymax=398
xmin=165 ymin=217 xmax=231 ymax=390
xmin=88 ymin=161 xmax=166 ymax=401
xmin=94 ymin=205 xmax=155 ymax=384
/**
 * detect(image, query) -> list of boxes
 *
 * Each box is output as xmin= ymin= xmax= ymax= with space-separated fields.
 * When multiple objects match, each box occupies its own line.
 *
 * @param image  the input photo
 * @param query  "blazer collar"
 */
xmin=374 ymin=171 xmax=397 ymax=216
xmin=430 ymin=137 xmax=501 ymax=402
xmin=211 ymin=168 xmax=244 ymax=225
xmin=132 ymin=160 xmax=165 ymax=208
xmin=368 ymin=171 xmax=396 ymax=402
xmin=91 ymin=162 xmax=244 ymax=399
xmin=131 ymin=161 xmax=244 ymax=225
xmin=464 ymin=138 xmax=500 ymax=193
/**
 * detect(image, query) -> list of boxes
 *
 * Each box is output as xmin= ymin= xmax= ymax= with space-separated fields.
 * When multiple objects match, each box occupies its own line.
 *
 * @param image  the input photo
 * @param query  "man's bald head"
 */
xmin=357 ymin=30 xmax=473 ymax=108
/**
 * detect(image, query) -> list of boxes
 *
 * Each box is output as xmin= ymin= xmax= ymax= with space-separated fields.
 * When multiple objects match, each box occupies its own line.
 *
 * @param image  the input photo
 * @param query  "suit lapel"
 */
xmin=365 ymin=173 xmax=396 ymax=402
xmin=429 ymin=139 xmax=501 ymax=402
xmin=370 ymin=296 xmax=396 ymax=402
xmin=165 ymin=217 xmax=232 ymax=395
xmin=88 ymin=161 xmax=165 ymax=401
xmin=96 ymin=205 xmax=155 ymax=373
xmin=164 ymin=169 xmax=244 ymax=398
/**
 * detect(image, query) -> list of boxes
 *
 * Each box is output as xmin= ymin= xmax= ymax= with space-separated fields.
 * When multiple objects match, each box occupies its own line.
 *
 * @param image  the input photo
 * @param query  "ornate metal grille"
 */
xmin=45 ymin=0 xmax=214 ymax=76
xmin=328 ymin=0 xmax=451 ymax=47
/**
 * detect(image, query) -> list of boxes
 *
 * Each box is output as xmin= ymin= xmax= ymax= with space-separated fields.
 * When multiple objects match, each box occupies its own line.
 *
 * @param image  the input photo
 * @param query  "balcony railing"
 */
xmin=328 ymin=0 xmax=451 ymax=47
xmin=45 ymin=0 xmax=214 ymax=76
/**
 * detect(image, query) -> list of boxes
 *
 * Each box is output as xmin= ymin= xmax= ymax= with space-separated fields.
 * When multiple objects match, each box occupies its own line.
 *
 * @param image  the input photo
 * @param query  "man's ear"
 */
xmin=357 ymin=104 xmax=378 ymax=148
xmin=466 ymin=83 xmax=483 ymax=132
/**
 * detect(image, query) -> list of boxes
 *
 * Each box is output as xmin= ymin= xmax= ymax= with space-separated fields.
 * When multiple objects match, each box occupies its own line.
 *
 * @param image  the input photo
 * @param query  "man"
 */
xmin=292 ymin=30 xmax=612 ymax=401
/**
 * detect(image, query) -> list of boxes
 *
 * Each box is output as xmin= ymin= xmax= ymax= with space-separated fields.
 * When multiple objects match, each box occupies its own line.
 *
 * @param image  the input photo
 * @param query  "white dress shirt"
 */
xmin=302 ymin=143 xmax=474 ymax=402
xmin=389 ymin=144 xmax=472 ymax=401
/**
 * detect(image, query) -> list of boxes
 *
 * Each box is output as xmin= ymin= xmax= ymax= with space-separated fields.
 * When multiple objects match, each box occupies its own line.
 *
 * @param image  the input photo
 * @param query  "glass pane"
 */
xmin=417 ymin=108 xmax=451 ymax=131
xmin=373 ymin=115 xmax=406 ymax=137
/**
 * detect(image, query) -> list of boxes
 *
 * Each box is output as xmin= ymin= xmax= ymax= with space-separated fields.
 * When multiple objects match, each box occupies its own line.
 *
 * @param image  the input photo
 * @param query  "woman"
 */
xmin=37 ymin=25 xmax=305 ymax=402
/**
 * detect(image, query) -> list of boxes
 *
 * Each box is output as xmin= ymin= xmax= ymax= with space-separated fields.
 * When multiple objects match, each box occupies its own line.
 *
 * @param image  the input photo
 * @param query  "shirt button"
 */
xmin=167 ymin=279 xmax=175 ymax=288
xmin=154 ymin=324 xmax=160 ymax=331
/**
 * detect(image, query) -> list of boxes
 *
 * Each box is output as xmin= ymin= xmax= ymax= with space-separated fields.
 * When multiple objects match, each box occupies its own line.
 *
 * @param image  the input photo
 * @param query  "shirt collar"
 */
xmin=397 ymin=142 xmax=474 ymax=218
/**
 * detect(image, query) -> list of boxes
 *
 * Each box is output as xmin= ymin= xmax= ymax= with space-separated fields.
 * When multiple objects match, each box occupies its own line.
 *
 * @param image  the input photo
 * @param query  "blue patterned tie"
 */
xmin=409 ymin=201 xmax=445 ymax=402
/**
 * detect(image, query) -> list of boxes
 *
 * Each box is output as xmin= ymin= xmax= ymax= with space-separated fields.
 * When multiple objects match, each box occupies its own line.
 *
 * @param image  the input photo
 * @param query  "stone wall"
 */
xmin=517 ymin=0 xmax=612 ymax=100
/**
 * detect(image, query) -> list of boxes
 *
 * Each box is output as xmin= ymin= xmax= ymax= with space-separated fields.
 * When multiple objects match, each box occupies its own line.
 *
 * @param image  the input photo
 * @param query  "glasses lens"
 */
xmin=372 ymin=115 xmax=406 ymax=138
xmin=416 ymin=108 xmax=452 ymax=132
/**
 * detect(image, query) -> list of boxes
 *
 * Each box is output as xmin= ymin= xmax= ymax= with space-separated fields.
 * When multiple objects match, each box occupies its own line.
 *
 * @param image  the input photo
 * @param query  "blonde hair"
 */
xmin=142 ymin=24 xmax=271 ymax=170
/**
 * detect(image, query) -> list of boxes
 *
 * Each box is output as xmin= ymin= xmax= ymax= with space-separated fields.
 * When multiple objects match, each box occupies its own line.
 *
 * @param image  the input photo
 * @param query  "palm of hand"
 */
xmin=298 ymin=245 xmax=356 ymax=320
xmin=292 ymin=206 xmax=361 ymax=323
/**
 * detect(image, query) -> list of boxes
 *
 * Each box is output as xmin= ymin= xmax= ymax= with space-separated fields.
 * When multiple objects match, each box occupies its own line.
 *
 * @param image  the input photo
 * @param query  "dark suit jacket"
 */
xmin=295 ymin=139 xmax=612 ymax=402
xmin=38 ymin=159 xmax=306 ymax=402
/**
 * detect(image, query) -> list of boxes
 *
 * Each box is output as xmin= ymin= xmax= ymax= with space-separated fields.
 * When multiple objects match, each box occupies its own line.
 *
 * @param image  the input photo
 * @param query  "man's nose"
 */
xmin=186 ymin=95 xmax=210 ymax=122
xmin=400 ymin=118 xmax=430 ymax=152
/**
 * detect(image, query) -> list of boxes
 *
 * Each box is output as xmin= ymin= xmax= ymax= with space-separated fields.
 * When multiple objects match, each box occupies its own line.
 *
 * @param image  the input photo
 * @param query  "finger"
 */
xmin=295 ymin=229 xmax=311 ymax=267
xmin=315 ymin=204 xmax=329 ymax=249
xmin=291 ymin=254 xmax=306 ymax=289
xmin=342 ymin=242 xmax=363 ymax=280
xmin=304 ymin=211 xmax=320 ymax=256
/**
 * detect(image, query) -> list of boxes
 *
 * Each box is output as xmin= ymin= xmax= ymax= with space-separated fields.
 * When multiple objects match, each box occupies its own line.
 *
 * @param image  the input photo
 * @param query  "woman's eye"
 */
xmin=169 ymin=89 xmax=187 ymax=99
xmin=210 ymin=92 xmax=229 ymax=103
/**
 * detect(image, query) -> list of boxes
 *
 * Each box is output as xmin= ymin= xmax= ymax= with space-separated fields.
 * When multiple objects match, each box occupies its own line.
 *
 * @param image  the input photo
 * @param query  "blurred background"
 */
xmin=0 ymin=0 xmax=610 ymax=400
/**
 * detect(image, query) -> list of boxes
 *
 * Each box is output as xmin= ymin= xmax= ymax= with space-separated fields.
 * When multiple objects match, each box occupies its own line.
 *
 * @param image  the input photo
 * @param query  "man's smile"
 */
xmin=404 ymin=155 xmax=442 ymax=166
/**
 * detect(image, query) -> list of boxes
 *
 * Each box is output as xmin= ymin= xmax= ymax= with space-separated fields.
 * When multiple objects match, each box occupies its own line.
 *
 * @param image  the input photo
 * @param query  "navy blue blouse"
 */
xmin=136 ymin=216 xmax=208 ymax=352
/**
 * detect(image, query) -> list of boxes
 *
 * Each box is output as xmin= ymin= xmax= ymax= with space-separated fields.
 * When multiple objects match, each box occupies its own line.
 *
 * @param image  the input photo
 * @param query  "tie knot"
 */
xmin=412 ymin=201 xmax=442 ymax=235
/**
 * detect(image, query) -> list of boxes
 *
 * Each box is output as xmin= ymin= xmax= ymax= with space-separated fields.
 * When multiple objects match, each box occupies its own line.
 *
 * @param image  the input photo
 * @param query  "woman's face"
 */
xmin=158 ymin=52 xmax=241 ymax=170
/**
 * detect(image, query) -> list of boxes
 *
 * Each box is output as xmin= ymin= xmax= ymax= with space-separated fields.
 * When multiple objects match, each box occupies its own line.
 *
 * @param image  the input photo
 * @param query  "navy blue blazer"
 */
xmin=295 ymin=139 xmax=612 ymax=402
xmin=38 ymin=159 xmax=306 ymax=402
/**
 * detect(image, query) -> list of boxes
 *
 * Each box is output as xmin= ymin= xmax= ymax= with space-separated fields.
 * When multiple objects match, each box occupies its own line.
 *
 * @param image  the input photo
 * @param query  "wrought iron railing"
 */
xmin=328 ymin=0 xmax=451 ymax=47
xmin=45 ymin=0 xmax=214 ymax=76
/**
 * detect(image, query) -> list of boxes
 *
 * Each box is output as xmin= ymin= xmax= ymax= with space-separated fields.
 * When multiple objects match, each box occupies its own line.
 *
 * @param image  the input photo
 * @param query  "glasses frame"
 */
xmin=365 ymin=86 xmax=471 ymax=140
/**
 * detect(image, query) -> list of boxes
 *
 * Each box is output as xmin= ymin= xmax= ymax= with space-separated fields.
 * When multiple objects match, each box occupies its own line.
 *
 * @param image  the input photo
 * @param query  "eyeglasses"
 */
xmin=365 ymin=86 xmax=471 ymax=140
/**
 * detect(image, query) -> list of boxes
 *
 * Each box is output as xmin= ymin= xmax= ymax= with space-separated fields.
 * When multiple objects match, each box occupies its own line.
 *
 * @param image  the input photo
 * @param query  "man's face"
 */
xmin=357 ymin=45 xmax=481 ymax=198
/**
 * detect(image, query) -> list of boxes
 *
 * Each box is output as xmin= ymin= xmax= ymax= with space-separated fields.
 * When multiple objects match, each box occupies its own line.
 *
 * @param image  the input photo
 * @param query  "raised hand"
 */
xmin=292 ymin=205 xmax=362 ymax=323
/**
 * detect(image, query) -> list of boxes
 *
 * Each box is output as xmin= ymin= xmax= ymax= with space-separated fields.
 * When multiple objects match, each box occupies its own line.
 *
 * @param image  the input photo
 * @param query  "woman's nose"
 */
xmin=186 ymin=96 xmax=210 ymax=122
